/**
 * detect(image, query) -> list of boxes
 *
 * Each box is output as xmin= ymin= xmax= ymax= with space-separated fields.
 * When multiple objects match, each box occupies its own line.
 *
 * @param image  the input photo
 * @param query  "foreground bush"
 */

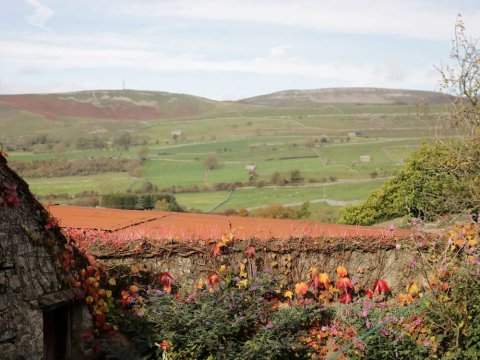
xmin=70 ymin=222 xmax=480 ymax=359
xmin=339 ymin=141 xmax=478 ymax=225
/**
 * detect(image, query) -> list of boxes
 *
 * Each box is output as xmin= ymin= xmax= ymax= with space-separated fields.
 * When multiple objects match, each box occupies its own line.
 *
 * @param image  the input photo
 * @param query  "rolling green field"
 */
xmin=0 ymin=89 xmax=450 ymax=222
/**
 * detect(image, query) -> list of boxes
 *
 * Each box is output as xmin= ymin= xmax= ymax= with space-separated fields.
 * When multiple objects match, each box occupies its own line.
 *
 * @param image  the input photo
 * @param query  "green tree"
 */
xmin=203 ymin=155 xmax=219 ymax=170
xmin=290 ymin=169 xmax=303 ymax=183
xmin=113 ymin=133 xmax=132 ymax=151
xmin=137 ymin=146 xmax=150 ymax=163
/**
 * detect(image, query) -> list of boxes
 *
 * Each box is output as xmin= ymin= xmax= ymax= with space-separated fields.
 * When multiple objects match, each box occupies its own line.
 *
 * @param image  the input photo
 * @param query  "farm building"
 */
xmin=245 ymin=164 xmax=257 ymax=171
xmin=170 ymin=129 xmax=182 ymax=138
xmin=0 ymin=154 xmax=89 ymax=360
xmin=359 ymin=155 xmax=371 ymax=162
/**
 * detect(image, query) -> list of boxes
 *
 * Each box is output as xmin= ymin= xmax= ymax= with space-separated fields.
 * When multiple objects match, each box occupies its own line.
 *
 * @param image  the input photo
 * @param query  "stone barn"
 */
xmin=0 ymin=154 xmax=89 ymax=360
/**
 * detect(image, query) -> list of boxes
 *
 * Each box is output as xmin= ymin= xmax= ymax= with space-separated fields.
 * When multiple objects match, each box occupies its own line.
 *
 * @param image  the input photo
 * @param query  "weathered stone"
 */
xmin=9 ymin=275 xmax=21 ymax=291
xmin=0 ymin=154 xmax=89 ymax=359
xmin=0 ymin=342 xmax=17 ymax=360
xmin=0 ymin=293 xmax=7 ymax=310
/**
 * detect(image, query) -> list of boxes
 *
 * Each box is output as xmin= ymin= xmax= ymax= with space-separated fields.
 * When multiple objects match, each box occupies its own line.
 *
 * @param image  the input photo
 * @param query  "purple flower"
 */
xmin=363 ymin=300 xmax=372 ymax=310
xmin=155 ymin=289 xmax=163 ymax=296
xmin=410 ymin=260 xmax=417 ymax=268
xmin=234 ymin=276 xmax=241 ymax=282
xmin=266 ymin=322 xmax=274 ymax=329
xmin=354 ymin=339 xmax=366 ymax=351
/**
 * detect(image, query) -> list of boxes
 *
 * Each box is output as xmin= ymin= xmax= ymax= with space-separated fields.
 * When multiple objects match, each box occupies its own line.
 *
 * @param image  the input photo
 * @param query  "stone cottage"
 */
xmin=0 ymin=154 xmax=89 ymax=360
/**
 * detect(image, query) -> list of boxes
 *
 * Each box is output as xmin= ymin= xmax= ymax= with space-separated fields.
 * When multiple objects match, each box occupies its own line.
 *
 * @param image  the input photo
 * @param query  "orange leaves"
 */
xmin=284 ymin=290 xmax=293 ymax=300
xmin=129 ymin=285 xmax=139 ymax=293
xmin=335 ymin=266 xmax=353 ymax=300
xmin=210 ymin=229 xmax=236 ymax=257
xmin=398 ymin=293 xmax=415 ymax=306
xmin=448 ymin=222 xmax=479 ymax=248
xmin=318 ymin=273 xmax=330 ymax=289
xmin=398 ymin=282 xmax=419 ymax=306
xmin=295 ymin=282 xmax=309 ymax=296
xmin=211 ymin=244 xmax=222 ymax=256
xmin=336 ymin=277 xmax=353 ymax=292
xmin=407 ymin=282 xmax=419 ymax=296
xmin=307 ymin=267 xmax=330 ymax=292
xmin=337 ymin=266 xmax=348 ymax=278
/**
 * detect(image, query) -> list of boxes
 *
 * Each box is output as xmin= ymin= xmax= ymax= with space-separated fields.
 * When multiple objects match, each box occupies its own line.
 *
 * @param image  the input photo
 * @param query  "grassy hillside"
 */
xmin=0 ymin=89 xmax=233 ymax=121
xmin=240 ymin=87 xmax=454 ymax=107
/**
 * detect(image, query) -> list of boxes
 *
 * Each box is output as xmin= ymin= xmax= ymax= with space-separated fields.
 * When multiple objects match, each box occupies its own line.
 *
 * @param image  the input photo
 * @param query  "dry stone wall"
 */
xmin=95 ymin=238 xmax=419 ymax=295
xmin=0 ymin=154 xmax=88 ymax=360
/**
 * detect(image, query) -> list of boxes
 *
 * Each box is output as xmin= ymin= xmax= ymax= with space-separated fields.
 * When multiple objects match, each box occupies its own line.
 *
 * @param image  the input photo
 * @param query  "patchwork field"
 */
xmin=0 ymin=88 xmax=451 ymax=221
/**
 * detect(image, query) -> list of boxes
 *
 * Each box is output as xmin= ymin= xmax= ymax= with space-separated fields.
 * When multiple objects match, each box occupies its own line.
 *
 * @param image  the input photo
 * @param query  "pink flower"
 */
xmin=245 ymin=246 xmax=256 ymax=258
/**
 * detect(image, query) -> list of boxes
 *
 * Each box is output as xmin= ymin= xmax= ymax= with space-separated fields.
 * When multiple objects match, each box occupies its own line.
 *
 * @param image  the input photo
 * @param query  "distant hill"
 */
xmin=239 ymin=87 xmax=454 ymax=107
xmin=0 ymin=87 xmax=455 ymax=122
xmin=0 ymin=90 xmax=220 ymax=121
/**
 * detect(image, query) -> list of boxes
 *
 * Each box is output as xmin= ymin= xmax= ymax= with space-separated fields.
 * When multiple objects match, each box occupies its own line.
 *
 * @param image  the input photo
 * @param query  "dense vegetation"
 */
xmin=340 ymin=138 xmax=480 ymax=225
xmin=10 ymin=158 xmax=141 ymax=178
xmin=101 ymin=193 xmax=182 ymax=211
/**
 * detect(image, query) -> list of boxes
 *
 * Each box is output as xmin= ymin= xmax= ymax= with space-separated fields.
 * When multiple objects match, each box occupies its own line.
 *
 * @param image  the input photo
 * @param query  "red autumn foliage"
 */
xmin=339 ymin=292 xmax=352 ymax=304
xmin=373 ymin=279 xmax=390 ymax=294
xmin=211 ymin=244 xmax=222 ymax=256
xmin=207 ymin=274 xmax=219 ymax=286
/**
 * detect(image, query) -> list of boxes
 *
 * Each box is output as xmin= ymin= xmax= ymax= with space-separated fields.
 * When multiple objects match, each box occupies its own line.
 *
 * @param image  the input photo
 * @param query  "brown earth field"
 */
xmin=0 ymin=94 xmax=166 ymax=120
xmin=48 ymin=205 xmax=411 ymax=241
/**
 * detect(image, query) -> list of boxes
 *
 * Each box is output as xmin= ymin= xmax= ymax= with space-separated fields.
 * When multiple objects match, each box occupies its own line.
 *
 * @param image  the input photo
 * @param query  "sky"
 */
xmin=1 ymin=0 xmax=480 ymax=100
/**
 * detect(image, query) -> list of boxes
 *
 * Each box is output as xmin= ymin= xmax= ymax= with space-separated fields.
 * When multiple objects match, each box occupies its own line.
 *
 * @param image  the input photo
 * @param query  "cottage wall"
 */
xmin=0 ymin=155 xmax=87 ymax=360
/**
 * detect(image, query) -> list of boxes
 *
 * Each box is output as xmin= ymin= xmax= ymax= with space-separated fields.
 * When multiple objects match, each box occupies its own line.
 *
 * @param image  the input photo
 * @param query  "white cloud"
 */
xmin=0 ymin=40 xmax=439 ymax=91
xmin=24 ymin=0 xmax=54 ymax=29
xmin=111 ymin=0 xmax=480 ymax=41
xmin=268 ymin=45 xmax=291 ymax=59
